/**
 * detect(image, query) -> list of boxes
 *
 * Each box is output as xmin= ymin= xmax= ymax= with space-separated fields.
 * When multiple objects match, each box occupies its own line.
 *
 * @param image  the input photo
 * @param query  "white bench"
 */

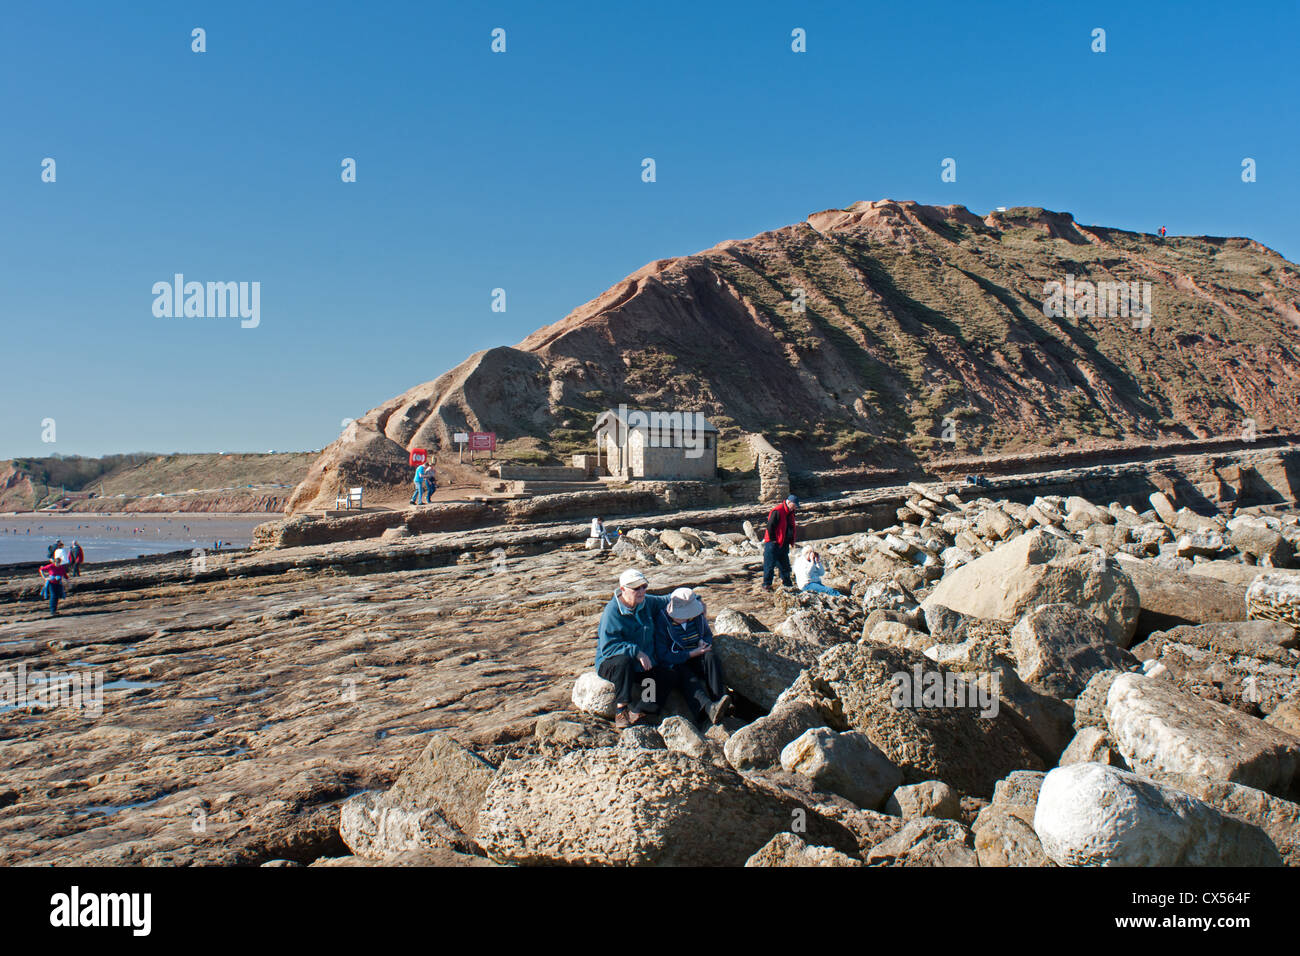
xmin=334 ymin=486 xmax=364 ymax=510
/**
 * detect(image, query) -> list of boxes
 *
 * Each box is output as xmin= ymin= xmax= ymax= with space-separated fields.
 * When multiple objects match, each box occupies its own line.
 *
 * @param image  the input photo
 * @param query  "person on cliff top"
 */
xmin=595 ymin=568 xmax=672 ymax=729
xmin=653 ymin=586 xmax=732 ymax=725
xmin=410 ymin=461 xmax=431 ymax=505
xmin=38 ymin=556 xmax=69 ymax=617
xmin=761 ymin=495 xmax=799 ymax=590
xmin=793 ymin=546 xmax=842 ymax=597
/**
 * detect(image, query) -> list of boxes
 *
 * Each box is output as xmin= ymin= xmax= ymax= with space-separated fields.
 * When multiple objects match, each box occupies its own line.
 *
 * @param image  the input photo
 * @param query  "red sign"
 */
xmin=469 ymin=432 xmax=496 ymax=451
xmin=409 ymin=448 xmax=428 ymax=466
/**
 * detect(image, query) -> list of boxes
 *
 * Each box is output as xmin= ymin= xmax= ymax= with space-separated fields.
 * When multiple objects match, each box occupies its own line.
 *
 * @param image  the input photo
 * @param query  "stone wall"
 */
xmin=748 ymin=434 xmax=789 ymax=504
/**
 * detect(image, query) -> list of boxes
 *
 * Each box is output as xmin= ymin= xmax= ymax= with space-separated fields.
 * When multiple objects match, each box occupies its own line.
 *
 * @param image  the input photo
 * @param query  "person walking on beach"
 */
xmin=39 ymin=556 xmax=69 ymax=616
xmin=69 ymin=541 xmax=84 ymax=577
xmin=761 ymin=495 xmax=799 ymax=590
xmin=424 ymin=463 xmax=436 ymax=499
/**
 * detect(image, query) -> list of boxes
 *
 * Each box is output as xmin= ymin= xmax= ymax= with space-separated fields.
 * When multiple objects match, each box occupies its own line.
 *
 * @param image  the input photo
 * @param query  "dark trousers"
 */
xmin=598 ymin=654 xmax=672 ymax=714
xmin=763 ymin=542 xmax=792 ymax=587
xmin=598 ymin=652 xmax=726 ymax=719
xmin=44 ymin=579 xmax=64 ymax=615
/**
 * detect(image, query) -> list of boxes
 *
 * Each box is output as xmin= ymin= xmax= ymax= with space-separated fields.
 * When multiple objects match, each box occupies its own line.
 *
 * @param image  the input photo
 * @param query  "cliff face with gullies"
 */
xmin=287 ymin=199 xmax=1300 ymax=513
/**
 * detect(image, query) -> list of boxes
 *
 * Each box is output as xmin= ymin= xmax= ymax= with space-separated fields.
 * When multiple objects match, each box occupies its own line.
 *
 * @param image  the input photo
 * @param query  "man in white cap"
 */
xmin=595 ymin=568 xmax=672 ymax=729
xmin=654 ymin=586 xmax=732 ymax=724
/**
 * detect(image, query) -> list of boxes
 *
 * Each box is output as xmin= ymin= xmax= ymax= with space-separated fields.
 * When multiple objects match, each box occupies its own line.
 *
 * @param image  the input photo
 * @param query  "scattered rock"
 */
xmin=618 ymin=726 xmax=666 ymax=751
xmin=475 ymin=748 xmax=857 ymax=866
xmin=885 ymin=781 xmax=961 ymax=821
xmin=1152 ymin=772 xmax=1300 ymax=867
xmin=865 ymin=817 xmax=979 ymax=867
xmin=779 ymin=642 xmax=1044 ymax=797
xmin=339 ymin=732 xmax=495 ymax=858
xmin=1059 ymin=726 xmax=1125 ymax=767
xmin=744 ymin=832 xmax=864 ymax=867
xmin=724 ymin=700 xmax=825 ymax=772
xmin=658 ymin=715 xmax=715 ymax=762
xmin=1010 ymin=603 xmax=1138 ymax=698
xmin=780 ymin=727 xmax=903 ymax=811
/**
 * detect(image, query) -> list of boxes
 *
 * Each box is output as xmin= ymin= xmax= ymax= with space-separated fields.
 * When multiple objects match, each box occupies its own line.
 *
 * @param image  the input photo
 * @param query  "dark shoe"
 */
xmin=705 ymin=694 xmax=733 ymax=725
xmin=614 ymin=709 xmax=631 ymax=730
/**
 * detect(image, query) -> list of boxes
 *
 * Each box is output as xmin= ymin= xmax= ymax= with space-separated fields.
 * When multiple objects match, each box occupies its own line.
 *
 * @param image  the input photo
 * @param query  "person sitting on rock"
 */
xmin=653 ymin=587 xmax=733 ymax=725
xmin=793 ymin=547 xmax=843 ymax=596
xmin=595 ymin=568 xmax=671 ymax=729
xmin=590 ymin=516 xmax=614 ymax=551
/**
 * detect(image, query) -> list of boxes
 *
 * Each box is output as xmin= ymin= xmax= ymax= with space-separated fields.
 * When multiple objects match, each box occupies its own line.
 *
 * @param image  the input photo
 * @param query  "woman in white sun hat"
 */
xmin=653 ymin=586 xmax=732 ymax=725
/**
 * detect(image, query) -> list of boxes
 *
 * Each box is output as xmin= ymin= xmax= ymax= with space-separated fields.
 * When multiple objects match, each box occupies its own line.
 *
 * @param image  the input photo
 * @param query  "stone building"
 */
xmin=592 ymin=407 xmax=718 ymax=480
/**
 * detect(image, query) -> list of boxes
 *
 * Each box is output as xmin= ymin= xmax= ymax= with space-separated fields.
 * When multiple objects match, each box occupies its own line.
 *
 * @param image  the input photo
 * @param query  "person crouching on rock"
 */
xmin=655 ymin=587 xmax=733 ymax=725
xmin=596 ymin=568 xmax=671 ymax=729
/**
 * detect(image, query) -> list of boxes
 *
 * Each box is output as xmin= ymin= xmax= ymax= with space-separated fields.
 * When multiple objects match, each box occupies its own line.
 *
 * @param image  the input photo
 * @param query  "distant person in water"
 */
xmin=793 ymin=546 xmax=842 ymax=596
xmin=39 ymin=557 xmax=69 ymax=616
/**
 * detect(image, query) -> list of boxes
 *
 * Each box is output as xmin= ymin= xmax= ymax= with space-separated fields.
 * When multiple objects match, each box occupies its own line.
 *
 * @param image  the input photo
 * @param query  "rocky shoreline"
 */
xmin=2 ymin=471 xmax=1299 ymax=866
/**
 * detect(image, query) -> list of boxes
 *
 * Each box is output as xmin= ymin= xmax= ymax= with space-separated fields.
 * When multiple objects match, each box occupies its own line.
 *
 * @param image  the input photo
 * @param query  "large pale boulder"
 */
xmin=571 ymin=672 xmax=617 ymax=719
xmin=744 ymin=832 xmax=863 ymax=867
xmin=1106 ymin=673 xmax=1300 ymax=797
xmin=1010 ymin=603 xmax=1138 ymax=698
xmin=922 ymin=530 xmax=1139 ymax=647
xmin=778 ymin=642 xmax=1044 ymax=797
xmin=339 ymin=732 xmax=495 ymax=858
xmin=1033 ymin=763 xmax=1282 ymax=866
xmin=779 ymin=727 xmax=903 ymax=810
xmin=475 ymin=747 xmax=857 ymax=866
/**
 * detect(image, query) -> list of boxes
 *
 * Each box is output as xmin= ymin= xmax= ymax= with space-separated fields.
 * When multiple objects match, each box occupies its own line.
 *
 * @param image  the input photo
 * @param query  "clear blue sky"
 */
xmin=3 ymin=0 xmax=1296 ymax=458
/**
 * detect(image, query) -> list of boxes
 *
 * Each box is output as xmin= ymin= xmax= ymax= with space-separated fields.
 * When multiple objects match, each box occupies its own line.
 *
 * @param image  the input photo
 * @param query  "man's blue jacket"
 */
xmin=595 ymin=591 xmax=669 ymax=670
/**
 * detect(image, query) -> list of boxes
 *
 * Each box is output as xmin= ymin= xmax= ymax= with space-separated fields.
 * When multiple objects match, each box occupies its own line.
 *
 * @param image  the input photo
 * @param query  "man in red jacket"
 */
xmin=762 ymin=494 xmax=799 ymax=590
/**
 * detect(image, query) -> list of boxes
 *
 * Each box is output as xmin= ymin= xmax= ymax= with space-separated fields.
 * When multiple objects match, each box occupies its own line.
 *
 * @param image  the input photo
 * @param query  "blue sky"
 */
xmin=3 ymin=0 xmax=1296 ymax=457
